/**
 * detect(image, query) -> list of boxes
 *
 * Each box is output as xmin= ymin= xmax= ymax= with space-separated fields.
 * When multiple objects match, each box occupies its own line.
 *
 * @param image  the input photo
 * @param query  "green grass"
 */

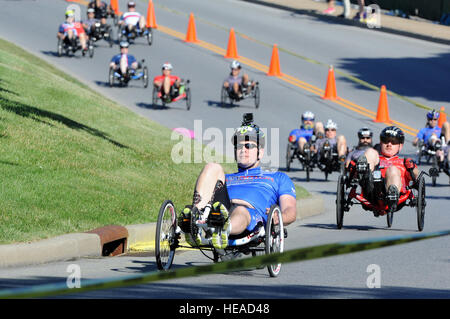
xmin=0 ymin=38 xmax=309 ymax=244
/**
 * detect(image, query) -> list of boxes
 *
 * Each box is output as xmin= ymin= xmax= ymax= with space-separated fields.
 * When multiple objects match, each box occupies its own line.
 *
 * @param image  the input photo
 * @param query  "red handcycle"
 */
xmin=336 ymin=164 xmax=433 ymax=231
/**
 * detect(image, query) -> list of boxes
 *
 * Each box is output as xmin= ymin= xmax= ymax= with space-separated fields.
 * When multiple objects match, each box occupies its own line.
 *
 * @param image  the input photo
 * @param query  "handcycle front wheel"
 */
xmin=386 ymin=210 xmax=394 ymax=228
xmin=155 ymin=200 xmax=178 ymax=271
xmin=265 ymin=205 xmax=284 ymax=277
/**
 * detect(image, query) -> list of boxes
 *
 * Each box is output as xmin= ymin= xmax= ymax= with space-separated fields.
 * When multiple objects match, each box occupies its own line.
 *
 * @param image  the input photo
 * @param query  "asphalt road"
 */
xmin=0 ymin=0 xmax=449 ymax=299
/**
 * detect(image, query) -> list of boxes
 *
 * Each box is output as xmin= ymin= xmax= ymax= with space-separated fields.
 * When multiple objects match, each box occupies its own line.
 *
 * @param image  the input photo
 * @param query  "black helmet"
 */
xmin=358 ymin=127 xmax=373 ymax=139
xmin=232 ymin=122 xmax=265 ymax=148
xmin=232 ymin=114 xmax=265 ymax=167
xmin=380 ymin=126 xmax=404 ymax=144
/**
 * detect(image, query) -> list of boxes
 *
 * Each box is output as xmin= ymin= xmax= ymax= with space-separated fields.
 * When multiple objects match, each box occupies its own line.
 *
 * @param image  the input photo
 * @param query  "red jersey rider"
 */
xmin=153 ymin=63 xmax=181 ymax=102
xmin=355 ymin=126 xmax=419 ymax=212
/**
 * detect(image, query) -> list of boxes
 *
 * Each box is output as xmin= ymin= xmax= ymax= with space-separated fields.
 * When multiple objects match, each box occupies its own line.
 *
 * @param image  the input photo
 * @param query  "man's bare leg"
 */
xmin=337 ymin=135 xmax=347 ymax=157
xmin=193 ymin=163 xmax=225 ymax=209
xmin=228 ymin=206 xmax=250 ymax=235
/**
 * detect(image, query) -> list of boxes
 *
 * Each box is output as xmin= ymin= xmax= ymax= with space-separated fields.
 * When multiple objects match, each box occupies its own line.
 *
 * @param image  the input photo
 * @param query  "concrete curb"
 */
xmin=0 ymin=233 xmax=101 ymax=268
xmin=0 ymin=196 xmax=324 ymax=268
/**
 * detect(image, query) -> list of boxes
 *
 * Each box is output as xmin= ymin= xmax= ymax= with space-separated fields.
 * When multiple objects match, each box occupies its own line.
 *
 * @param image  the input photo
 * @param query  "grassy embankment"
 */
xmin=0 ymin=38 xmax=309 ymax=244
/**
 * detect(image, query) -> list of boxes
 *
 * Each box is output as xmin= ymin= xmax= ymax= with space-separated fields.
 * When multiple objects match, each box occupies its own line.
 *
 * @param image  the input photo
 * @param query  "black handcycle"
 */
xmin=286 ymin=141 xmax=314 ymax=181
xmin=220 ymin=82 xmax=260 ymax=108
xmin=57 ymin=37 xmax=94 ymax=58
xmin=108 ymin=59 xmax=148 ymax=88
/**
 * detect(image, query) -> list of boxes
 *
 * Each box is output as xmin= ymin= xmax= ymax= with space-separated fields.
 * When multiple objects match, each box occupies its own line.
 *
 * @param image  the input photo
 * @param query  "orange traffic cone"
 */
xmin=146 ymin=0 xmax=158 ymax=29
xmin=224 ymin=28 xmax=239 ymax=59
xmin=111 ymin=0 xmax=120 ymax=15
xmin=322 ymin=65 xmax=338 ymax=100
xmin=374 ymin=85 xmax=391 ymax=123
xmin=267 ymin=44 xmax=281 ymax=76
xmin=438 ymin=106 xmax=447 ymax=128
xmin=185 ymin=13 xmax=199 ymax=43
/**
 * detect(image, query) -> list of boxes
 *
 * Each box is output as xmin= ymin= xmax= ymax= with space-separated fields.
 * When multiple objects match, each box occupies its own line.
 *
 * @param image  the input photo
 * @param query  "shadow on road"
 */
xmin=338 ymin=52 xmax=450 ymax=104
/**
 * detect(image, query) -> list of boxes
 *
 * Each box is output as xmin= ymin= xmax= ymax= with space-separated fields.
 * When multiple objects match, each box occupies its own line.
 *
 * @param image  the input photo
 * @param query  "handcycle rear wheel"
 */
xmin=88 ymin=39 xmax=94 ymax=58
xmin=155 ymin=200 xmax=178 ymax=270
xmin=265 ymin=205 xmax=284 ymax=277
xmin=416 ymin=176 xmax=426 ymax=231
xmin=142 ymin=66 xmax=149 ymax=88
xmin=220 ymin=86 xmax=228 ymax=108
xmin=152 ymin=86 xmax=159 ymax=106
xmin=185 ymin=84 xmax=191 ymax=111
xmin=108 ymin=67 xmax=115 ymax=87
xmin=253 ymin=84 xmax=260 ymax=109
xmin=57 ymin=39 xmax=63 ymax=57
xmin=286 ymin=144 xmax=293 ymax=172
xmin=146 ymin=28 xmax=153 ymax=46
xmin=336 ymin=174 xmax=346 ymax=229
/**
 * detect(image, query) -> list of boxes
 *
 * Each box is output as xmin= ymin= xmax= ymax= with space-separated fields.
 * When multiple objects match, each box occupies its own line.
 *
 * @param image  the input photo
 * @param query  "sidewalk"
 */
xmin=0 ymin=194 xmax=324 ymax=268
xmin=241 ymin=0 xmax=450 ymax=45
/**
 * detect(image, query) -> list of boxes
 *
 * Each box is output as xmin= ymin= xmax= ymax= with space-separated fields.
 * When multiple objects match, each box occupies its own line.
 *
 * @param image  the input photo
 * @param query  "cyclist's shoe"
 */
xmin=357 ymin=155 xmax=373 ymax=194
xmin=386 ymin=184 xmax=399 ymax=213
xmin=178 ymin=206 xmax=201 ymax=246
xmin=178 ymin=206 xmax=192 ymax=233
xmin=209 ymin=202 xmax=230 ymax=250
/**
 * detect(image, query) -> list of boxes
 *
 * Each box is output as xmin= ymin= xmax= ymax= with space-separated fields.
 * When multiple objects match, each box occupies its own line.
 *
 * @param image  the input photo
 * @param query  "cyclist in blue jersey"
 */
xmin=413 ymin=110 xmax=450 ymax=163
xmin=288 ymin=111 xmax=317 ymax=154
xmin=413 ymin=110 xmax=443 ymax=150
xmin=178 ymin=113 xmax=297 ymax=251
xmin=109 ymin=41 xmax=139 ymax=79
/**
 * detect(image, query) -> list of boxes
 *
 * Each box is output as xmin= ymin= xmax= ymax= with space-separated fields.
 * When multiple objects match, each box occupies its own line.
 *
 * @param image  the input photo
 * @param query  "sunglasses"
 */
xmin=429 ymin=118 xmax=438 ymax=121
xmin=360 ymin=136 xmax=372 ymax=140
xmin=325 ymin=129 xmax=336 ymax=132
xmin=381 ymin=137 xmax=400 ymax=145
xmin=236 ymin=143 xmax=258 ymax=150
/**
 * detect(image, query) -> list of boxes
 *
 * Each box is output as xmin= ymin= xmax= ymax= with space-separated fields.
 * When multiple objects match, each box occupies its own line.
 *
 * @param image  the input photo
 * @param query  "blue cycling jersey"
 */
xmin=225 ymin=167 xmax=296 ymax=216
xmin=417 ymin=126 xmax=441 ymax=144
xmin=110 ymin=53 xmax=137 ymax=66
xmin=289 ymin=127 xmax=314 ymax=143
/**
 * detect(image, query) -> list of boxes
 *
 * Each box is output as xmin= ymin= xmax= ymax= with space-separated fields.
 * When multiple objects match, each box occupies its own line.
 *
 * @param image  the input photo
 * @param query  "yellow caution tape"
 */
xmin=1 ymin=229 xmax=449 ymax=298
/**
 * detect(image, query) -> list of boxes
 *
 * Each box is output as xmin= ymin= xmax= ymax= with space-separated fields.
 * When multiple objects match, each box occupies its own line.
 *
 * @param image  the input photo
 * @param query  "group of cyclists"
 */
xmin=56 ymin=2 xmax=449 ymax=263
xmin=58 ymin=1 xmax=256 ymax=103
xmin=172 ymin=109 xmax=449 ymax=262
